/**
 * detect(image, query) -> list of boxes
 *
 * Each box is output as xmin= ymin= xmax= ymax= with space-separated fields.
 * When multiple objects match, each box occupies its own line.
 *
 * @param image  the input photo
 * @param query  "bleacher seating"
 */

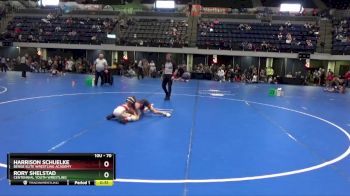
xmin=134 ymin=11 xmax=186 ymax=17
xmin=67 ymin=10 xmax=119 ymax=16
xmin=322 ymin=0 xmax=350 ymax=9
xmin=201 ymin=0 xmax=253 ymax=8
xmin=141 ymin=0 xmax=191 ymax=3
xmin=197 ymin=20 xmax=318 ymax=53
xmin=118 ymin=18 xmax=188 ymax=47
xmin=0 ymin=7 xmax=5 ymax=20
xmin=332 ymin=18 xmax=350 ymax=55
xmin=1 ymin=16 xmax=117 ymax=44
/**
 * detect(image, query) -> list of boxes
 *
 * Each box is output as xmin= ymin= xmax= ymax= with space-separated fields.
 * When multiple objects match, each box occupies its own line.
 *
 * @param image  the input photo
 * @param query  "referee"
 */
xmin=162 ymin=54 xmax=177 ymax=100
xmin=94 ymin=53 xmax=108 ymax=86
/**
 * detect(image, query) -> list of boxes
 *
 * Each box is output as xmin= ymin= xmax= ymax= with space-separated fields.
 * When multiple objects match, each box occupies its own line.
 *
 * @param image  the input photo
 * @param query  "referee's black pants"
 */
xmin=162 ymin=74 xmax=173 ymax=98
xmin=1 ymin=63 xmax=6 ymax=72
xmin=137 ymin=67 xmax=144 ymax=80
xmin=21 ymin=63 xmax=26 ymax=78
xmin=95 ymin=71 xmax=104 ymax=86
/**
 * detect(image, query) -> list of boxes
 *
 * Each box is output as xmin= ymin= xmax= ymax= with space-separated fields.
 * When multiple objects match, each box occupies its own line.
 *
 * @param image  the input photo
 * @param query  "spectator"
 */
xmin=143 ymin=59 xmax=150 ymax=77
xmin=266 ymin=66 xmax=274 ymax=82
xmin=28 ymin=35 xmax=33 ymax=41
xmin=277 ymin=32 xmax=283 ymax=40
xmin=279 ymin=26 xmax=284 ymax=31
xmin=285 ymin=21 xmax=292 ymax=27
xmin=320 ymin=68 xmax=326 ymax=86
xmin=344 ymin=70 xmax=350 ymax=88
xmin=326 ymin=70 xmax=334 ymax=87
xmin=1 ymin=57 xmax=7 ymax=72
xmin=213 ymin=19 xmax=219 ymax=25
xmin=313 ymin=69 xmax=320 ymax=85
xmin=336 ymin=34 xmax=344 ymax=41
xmin=126 ymin=67 xmax=136 ymax=77
xmin=20 ymin=54 xmax=28 ymax=78
xmin=137 ymin=59 xmax=144 ymax=80
xmin=41 ymin=18 xmax=50 ymax=24
xmin=260 ymin=69 xmax=266 ymax=82
xmin=306 ymin=39 xmax=313 ymax=47
xmin=47 ymin=13 xmax=54 ymax=20
xmin=252 ymin=73 xmax=258 ymax=83
xmin=261 ymin=41 xmax=268 ymax=51
xmin=65 ymin=58 xmax=74 ymax=72
xmin=51 ymin=61 xmax=59 ymax=76
xmin=149 ymin=60 xmax=157 ymax=78
xmin=55 ymin=26 xmax=61 ymax=32
xmin=68 ymin=31 xmax=77 ymax=36
xmin=217 ymin=67 xmax=225 ymax=82
xmin=57 ymin=59 xmax=64 ymax=74
xmin=304 ymin=23 xmax=312 ymax=29
xmin=286 ymin=33 xmax=292 ymax=44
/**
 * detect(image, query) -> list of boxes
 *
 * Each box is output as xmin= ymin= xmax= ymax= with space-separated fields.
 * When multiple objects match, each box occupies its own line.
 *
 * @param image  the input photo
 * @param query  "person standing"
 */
xmin=144 ymin=59 xmax=150 ymax=77
xmin=266 ymin=66 xmax=274 ymax=83
xmin=345 ymin=70 xmax=350 ymax=88
xmin=20 ymin=54 xmax=27 ymax=78
xmin=94 ymin=53 xmax=108 ymax=86
xmin=57 ymin=57 xmax=64 ymax=75
xmin=162 ymin=54 xmax=177 ymax=100
xmin=137 ymin=59 xmax=144 ymax=80
xmin=1 ymin=57 xmax=7 ymax=72
xmin=149 ymin=60 xmax=157 ymax=78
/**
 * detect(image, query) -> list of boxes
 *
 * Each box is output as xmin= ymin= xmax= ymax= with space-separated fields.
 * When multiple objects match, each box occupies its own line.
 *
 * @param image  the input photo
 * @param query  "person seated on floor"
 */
xmin=181 ymin=71 xmax=191 ymax=82
xmin=217 ymin=68 xmax=225 ymax=82
xmin=174 ymin=71 xmax=191 ymax=82
xmin=135 ymin=99 xmax=171 ymax=118
xmin=324 ymin=77 xmax=346 ymax=94
xmin=125 ymin=67 xmax=136 ymax=77
xmin=173 ymin=64 xmax=190 ymax=82
xmin=252 ymin=74 xmax=258 ymax=83
xmin=51 ymin=63 xmax=60 ymax=76
xmin=106 ymin=96 xmax=139 ymax=124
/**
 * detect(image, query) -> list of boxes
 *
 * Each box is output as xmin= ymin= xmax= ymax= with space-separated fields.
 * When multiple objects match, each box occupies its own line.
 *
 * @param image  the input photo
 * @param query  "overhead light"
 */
xmin=107 ymin=34 xmax=116 ymax=39
xmin=42 ymin=0 xmax=59 ymax=7
xmin=155 ymin=1 xmax=175 ymax=9
xmin=280 ymin=3 xmax=303 ymax=13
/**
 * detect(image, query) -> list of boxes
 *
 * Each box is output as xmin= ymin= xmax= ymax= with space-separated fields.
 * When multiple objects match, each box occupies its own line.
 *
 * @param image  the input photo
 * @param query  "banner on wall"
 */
xmin=60 ymin=2 xmax=103 ymax=13
xmin=201 ymin=7 xmax=231 ymax=14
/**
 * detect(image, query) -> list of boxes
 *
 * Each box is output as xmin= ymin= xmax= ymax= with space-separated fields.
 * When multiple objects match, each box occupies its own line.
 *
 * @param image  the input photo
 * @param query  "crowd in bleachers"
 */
xmin=3 ymin=11 xmax=350 ymax=57
xmin=118 ymin=18 xmax=189 ymax=47
xmin=198 ymin=20 xmax=319 ymax=53
xmin=332 ymin=18 xmax=350 ymax=54
xmin=0 ymin=6 xmax=6 ymax=20
xmin=323 ymin=0 xmax=350 ymax=9
xmin=0 ymin=13 xmax=117 ymax=44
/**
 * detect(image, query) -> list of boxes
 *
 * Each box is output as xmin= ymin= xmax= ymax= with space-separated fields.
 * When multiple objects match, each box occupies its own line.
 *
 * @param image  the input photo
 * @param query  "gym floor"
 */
xmin=0 ymin=71 xmax=350 ymax=196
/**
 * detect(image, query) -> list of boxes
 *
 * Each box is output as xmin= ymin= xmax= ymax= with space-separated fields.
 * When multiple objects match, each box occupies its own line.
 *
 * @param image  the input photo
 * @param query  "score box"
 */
xmin=7 ymin=153 xmax=116 ymax=186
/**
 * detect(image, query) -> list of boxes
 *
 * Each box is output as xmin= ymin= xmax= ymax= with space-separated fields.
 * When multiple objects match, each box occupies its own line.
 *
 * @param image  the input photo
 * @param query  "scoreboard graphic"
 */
xmin=7 ymin=153 xmax=116 ymax=186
